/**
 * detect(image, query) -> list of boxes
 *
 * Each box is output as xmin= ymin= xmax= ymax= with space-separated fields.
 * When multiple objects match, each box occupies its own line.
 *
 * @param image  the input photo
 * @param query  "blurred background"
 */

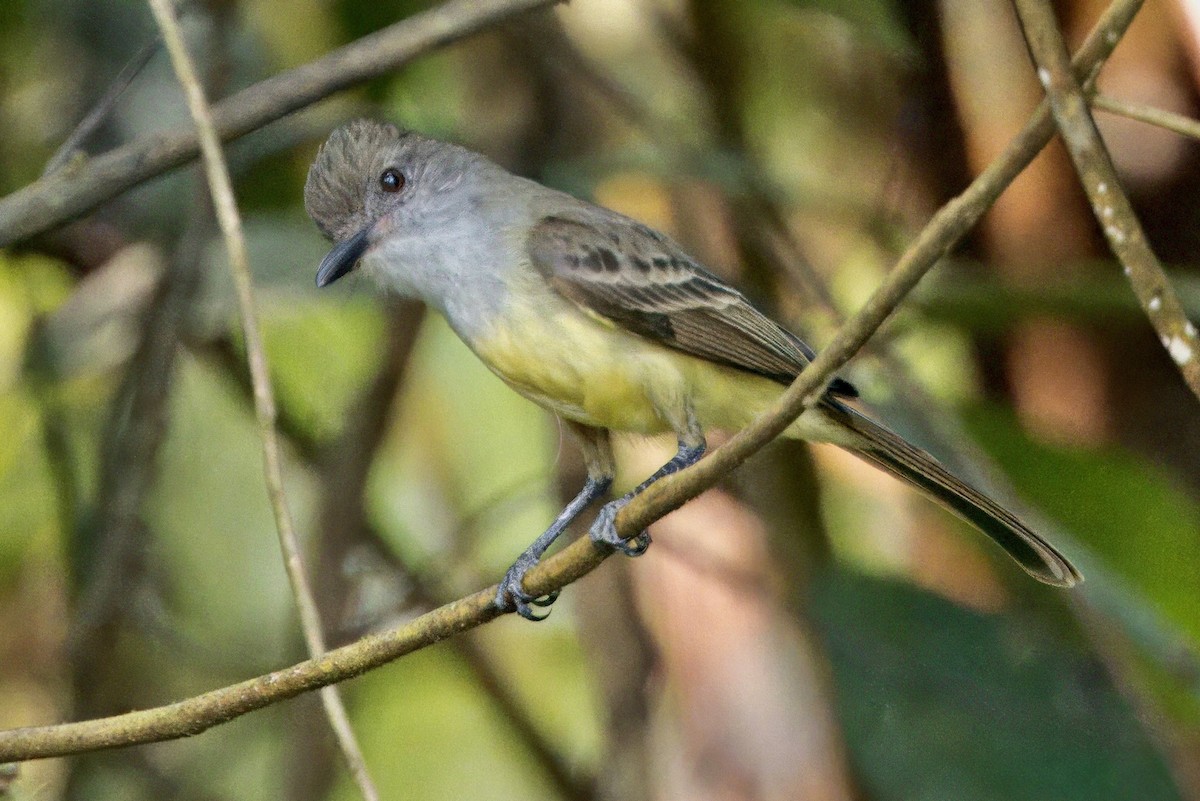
xmin=1 ymin=0 xmax=1199 ymax=799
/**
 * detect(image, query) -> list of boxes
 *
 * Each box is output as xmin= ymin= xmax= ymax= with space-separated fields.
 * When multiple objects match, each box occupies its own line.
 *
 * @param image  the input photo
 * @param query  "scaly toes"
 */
xmin=495 ymin=562 xmax=559 ymax=621
xmin=589 ymin=501 xmax=652 ymax=557
xmin=513 ymin=595 xmax=554 ymax=621
xmin=621 ymin=529 xmax=652 ymax=556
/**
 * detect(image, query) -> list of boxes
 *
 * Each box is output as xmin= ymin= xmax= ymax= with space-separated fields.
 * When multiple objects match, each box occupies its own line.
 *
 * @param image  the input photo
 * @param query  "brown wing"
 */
xmin=527 ymin=214 xmax=856 ymax=397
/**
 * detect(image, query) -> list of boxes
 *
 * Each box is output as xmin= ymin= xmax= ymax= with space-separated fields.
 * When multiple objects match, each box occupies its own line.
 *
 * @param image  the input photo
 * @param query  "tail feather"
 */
xmin=824 ymin=401 xmax=1081 ymax=587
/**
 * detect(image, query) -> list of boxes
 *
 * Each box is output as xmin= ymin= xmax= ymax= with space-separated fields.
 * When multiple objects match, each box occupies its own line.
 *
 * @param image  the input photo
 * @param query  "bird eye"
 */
xmin=379 ymin=168 xmax=405 ymax=193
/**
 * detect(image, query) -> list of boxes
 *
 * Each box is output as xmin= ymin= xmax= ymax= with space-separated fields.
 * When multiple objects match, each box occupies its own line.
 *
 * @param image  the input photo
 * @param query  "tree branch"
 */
xmin=618 ymin=0 xmax=1144 ymax=536
xmin=195 ymin=309 xmax=594 ymax=800
xmin=42 ymin=35 xmax=161 ymax=177
xmin=0 ymin=0 xmax=1141 ymax=764
xmin=1011 ymin=0 xmax=1200 ymax=401
xmin=0 ymin=0 xmax=561 ymax=248
xmin=146 ymin=0 xmax=378 ymax=798
xmin=1092 ymin=93 xmax=1200 ymax=143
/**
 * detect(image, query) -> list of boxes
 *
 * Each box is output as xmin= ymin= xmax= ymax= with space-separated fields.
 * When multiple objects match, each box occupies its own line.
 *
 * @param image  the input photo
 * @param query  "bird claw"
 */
xmin=495 ymin=559 xmax=560 ymax=621
xmin=589 ymin=500 xmax=652 ymax=557
xmin=495 ymin=494 xmax=650 ymax=620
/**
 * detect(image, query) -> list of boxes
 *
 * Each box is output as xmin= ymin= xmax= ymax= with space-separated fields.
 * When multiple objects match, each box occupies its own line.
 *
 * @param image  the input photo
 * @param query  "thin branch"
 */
xmin=620 ymin=0 xmax=1144 ymax=535
xmin=192 ymin=333 xmax=322 ymax=463
xmin=145 ymin=1 xmax=378 ymax=799
xmin=0 ymin=0 xmax=562 ymax=247
xmin=1092 ymin=93 xmax=1200 ymax=142
xmin=202 ymin=312 xmax=592 ymax=798
xmin=362 ymin=528 xmax=598 ymax=801
xmin=0 ymin=0 xmax=1142 ymax=764
xmin=1012 ymin=0 xmax=1200 ymax=401
xmin=43 ymin=36 xmax=161 ymax=176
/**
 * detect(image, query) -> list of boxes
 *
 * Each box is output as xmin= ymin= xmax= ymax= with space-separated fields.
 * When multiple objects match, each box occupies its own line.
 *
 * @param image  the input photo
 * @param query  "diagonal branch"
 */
xmin=1011 ymin=0 xmax=1200 ymax=401
xmin=197 ymin=309 xmax=595 ymax=800
xmin=0 ymin=0 xmax=561 ymax=248
xmin=145 ymin=1 xmax=378 ymax=798
xmin=0 ymin=0 xmax=1141 ymax=764
xmin=616 ymin=0 xmax=1144 ymax=536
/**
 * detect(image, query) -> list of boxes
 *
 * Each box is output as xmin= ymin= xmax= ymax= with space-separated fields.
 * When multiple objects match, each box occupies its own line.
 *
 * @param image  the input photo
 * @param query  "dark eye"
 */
xmin=379 ymin=168 xmax=405 ymax=193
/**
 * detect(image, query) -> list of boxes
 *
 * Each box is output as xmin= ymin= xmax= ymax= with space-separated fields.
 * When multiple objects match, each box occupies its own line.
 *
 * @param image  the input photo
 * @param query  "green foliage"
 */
xmin=261 ymin=293 xmax=386 ymax=443
xmin=814 ymin=569 xmax=1181 ymax=801
xmin=1 ymin=0 xmax=1197 ymax=798
xmin=0 ymin=253 xmax=79 ymax=580
xmin=777 ymin=0 xmax=915 ymax=57
xmin=966 ymin=406 xmax=1200 ymax=644
xmin=332 ymin=633 xmax=600 ymax=801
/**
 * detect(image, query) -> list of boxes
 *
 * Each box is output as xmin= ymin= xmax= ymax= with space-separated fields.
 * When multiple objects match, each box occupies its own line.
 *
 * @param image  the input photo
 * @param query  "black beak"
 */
xmin=316 ymin=227 xmax=370 ymax=288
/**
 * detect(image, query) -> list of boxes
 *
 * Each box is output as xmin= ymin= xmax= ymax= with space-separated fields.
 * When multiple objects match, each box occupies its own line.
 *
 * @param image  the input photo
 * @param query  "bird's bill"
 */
xmin=315 ymin=227 xmax=371 ymax=288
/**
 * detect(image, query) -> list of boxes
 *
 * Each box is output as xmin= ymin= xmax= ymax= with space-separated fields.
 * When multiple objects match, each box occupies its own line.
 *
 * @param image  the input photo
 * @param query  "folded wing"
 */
xmin=527 ymin=213 xmax=856 ymax=397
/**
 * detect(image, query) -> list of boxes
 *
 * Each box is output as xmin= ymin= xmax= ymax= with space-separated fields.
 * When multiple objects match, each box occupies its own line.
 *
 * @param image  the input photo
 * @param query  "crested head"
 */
xmin=306 ymin=120 xmax=518 ymax=291
xmin=305 ymin=119 xmax=406 ymax=242
xmin=304 ymin=119 xmax=489 ymax=245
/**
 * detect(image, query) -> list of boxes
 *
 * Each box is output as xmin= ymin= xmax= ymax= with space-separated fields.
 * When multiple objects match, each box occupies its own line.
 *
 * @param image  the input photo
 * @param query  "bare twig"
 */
xmin=622 ymin=0 xmax=1144 ymax=536
xmin=145 ymin=1 xmax=378 ymax=799
xmin=43 ymin=36 xmax=161 ymax=176
xmin=362 ymin=528 xmax=599 ymax=801
xmin=1012 ymin=0 xmax=1200 ymax=401
xmin=0 ymin=0 xmax=562 ymax=247
xmin=1092 ymin=93 xmax=1200 ymax=142
xmin=201 ymin=308 xmax=595 ymax=800
xmin=0 ymin=0 xmax=1141 ymax=764
xmin=287 ymin=302 xmax=422 ymax=801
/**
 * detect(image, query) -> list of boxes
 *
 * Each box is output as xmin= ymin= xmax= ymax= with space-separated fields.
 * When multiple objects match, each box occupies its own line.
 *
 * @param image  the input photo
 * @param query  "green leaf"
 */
xmin=776 ymin=0 xmax=915 ymax=57
xmin=813 ymin=570 xmax=1181 ymax=801
xmin=964 ymin=406 xmax=1200 ymax=646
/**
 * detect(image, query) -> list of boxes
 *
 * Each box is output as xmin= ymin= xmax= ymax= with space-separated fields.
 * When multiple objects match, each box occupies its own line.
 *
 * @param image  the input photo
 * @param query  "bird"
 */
xmin=304 ymin=119 xmax=1080 ymax=620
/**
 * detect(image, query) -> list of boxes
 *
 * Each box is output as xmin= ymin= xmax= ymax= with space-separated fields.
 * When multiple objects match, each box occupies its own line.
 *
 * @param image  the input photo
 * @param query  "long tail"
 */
xmin=822 ymin=401 xmax=1081 ymax=587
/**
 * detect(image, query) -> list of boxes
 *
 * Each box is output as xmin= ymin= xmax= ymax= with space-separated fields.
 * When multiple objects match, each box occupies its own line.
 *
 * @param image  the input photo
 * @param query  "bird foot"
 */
xmin=589 ymin=498 xmax=652 ymax=556
xmin=494 ymin=556 xmax=559 ymax=621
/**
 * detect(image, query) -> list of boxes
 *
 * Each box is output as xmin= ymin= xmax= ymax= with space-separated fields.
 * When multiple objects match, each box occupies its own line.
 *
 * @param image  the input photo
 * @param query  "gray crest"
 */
xmin=304 ymin=119 xmax=406 ymax=242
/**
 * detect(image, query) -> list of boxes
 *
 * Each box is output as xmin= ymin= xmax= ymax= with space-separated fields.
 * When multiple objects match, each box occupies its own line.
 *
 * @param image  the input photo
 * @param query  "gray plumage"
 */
xmin=527 ymin=213 xmax=858 ymax=395
xmin=305 ymin=119 xmax=1081 ymax=618
xmin=305 ymin=119 xmax=405 ymax=242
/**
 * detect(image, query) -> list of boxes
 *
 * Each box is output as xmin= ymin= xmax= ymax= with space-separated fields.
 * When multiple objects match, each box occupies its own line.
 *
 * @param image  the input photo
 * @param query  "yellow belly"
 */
xmin=471 ymin=302 xmax=678 ymax=432
xmin=468 ymin=297 xmax=840 ymax=442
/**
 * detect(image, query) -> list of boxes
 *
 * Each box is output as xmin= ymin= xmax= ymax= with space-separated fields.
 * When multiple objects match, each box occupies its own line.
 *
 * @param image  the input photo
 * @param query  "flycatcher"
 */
xmin=305 ymin=120 xmax=1080 ymax=620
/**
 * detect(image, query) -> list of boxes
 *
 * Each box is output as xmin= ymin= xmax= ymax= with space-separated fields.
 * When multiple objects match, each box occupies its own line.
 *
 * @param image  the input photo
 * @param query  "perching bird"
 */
xmin=304 ymin=120 xmax=1080 ymax=619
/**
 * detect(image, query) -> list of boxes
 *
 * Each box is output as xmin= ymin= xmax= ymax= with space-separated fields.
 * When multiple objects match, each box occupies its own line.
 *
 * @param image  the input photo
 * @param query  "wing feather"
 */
xmin=527 ymin=214 xmax=856 ymax=397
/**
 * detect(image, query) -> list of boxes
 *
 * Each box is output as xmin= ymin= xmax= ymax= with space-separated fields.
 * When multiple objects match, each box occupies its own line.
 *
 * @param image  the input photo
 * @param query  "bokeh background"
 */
xmin=2 ymin=0 xmax=1199 ymax=799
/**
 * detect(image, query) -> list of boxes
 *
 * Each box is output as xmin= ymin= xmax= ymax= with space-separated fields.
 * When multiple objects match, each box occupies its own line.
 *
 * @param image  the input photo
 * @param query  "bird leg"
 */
xmin=495 ymin=476 xmax=612 ymax=620
xmin=588 ymin=436 xmax=707 ymax=556
xmin=496 ymin=424 xmax=615 ymax=621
